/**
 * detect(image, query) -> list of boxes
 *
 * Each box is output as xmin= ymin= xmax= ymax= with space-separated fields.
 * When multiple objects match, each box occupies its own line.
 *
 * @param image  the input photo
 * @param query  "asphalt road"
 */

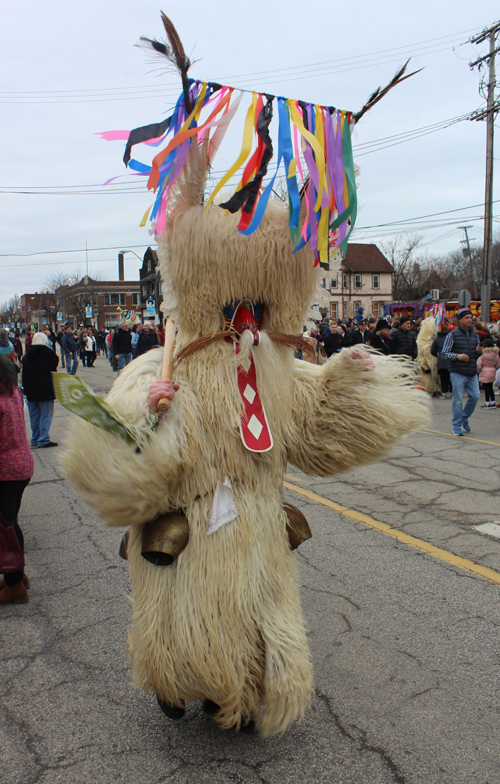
xmin=2 ymin=355 xmax=500 ymax=784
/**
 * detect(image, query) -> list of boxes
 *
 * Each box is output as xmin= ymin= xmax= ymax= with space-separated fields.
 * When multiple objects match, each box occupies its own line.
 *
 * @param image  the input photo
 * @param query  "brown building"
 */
xmin=55 ymin=276 xmax=141 ymax=330
xmin=21 ymin=292 xmax=56 ymax=326
xmin=320 ymin=243 xmax=394 ymax=320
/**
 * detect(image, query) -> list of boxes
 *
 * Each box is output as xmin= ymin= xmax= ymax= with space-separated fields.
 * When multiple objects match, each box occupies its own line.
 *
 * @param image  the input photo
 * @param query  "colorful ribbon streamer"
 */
xmin=101 ymin=79 xmax=358 ymax=268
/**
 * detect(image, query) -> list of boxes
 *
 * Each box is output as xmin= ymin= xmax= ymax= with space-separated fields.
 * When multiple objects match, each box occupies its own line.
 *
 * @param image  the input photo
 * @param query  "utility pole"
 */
xmin=470 ymin=21 xmax=500 ymax=322
xmin=457 ymin=225 xmax=476 ymax=298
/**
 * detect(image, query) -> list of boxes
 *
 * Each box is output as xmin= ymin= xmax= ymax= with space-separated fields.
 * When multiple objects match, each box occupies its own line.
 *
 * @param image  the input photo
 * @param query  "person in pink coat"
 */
xmin=0 ymin=355 xmax=34 ymax=603
xmin=477 ymin=339 xmax=500 ymax=409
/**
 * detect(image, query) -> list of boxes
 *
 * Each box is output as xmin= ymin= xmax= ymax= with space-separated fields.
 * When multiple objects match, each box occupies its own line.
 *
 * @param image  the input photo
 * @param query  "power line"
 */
xmin=0 ymin=244 xmax=149 ymax=258
xmin=0 ymin=28 xmax=481 ymax=105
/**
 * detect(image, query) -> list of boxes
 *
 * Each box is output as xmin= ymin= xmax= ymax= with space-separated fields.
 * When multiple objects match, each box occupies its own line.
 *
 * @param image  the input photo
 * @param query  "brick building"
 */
xmin=21 ymin=292 xmax=55 ymax=326
xmin=54 ymin=276 xmax=141 ymax=330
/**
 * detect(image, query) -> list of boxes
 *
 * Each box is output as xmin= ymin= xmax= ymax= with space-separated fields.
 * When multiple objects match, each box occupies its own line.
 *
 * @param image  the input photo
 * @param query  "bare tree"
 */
xmin=381 ymin=234 xmax=424 ymax=300
xmin=0 ymin=295 xmax=22 ymax=325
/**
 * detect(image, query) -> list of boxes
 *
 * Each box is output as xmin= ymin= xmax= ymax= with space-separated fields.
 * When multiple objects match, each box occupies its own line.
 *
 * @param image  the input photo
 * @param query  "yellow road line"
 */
xmin=283 ymin=481 xmax=500 ymax=585
xmin=284 ymin=473 xmax=305 ymax=483
xmin=418 ymin=428 xmax=500 ymax=447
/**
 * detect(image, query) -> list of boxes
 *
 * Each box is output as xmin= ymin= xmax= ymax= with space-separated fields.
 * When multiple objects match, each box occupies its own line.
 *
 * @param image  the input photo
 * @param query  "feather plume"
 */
xmin=354 ymin=60 xmax=423 ymax=123
xmin=160 ymin=11 xmax=192 ymax=113
xmin=137 ymin=13 xmax=193 ymax=113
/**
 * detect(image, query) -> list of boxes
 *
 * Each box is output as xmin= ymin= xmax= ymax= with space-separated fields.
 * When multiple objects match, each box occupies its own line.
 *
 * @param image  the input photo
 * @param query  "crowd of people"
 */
xmin=302 ymin=309 xmax=500 ymax=435
xmin=19 ymin=322 xmax=166 ymax=376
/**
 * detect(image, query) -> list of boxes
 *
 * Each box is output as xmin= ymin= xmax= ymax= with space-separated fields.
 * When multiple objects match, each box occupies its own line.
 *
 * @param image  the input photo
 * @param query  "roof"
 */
xmin=342 ymin=244 xmax=393 ymax=274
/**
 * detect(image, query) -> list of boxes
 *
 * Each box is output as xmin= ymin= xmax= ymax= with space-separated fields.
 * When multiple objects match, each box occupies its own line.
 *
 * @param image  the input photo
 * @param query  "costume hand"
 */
xmin=349 ymin=349 xmax=376 ymax=371
xmin=149 ymin=379 xmax=180 ymax=412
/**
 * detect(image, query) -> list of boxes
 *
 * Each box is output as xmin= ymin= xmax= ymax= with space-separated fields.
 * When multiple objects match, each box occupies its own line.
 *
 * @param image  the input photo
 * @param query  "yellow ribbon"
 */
xmin=288 ymin=100 xmax=328 ymax=212
xmin=140 ymin=203 xmax=153 ymax=227
xmin=205 ymin=92 xmax=258 ymax=210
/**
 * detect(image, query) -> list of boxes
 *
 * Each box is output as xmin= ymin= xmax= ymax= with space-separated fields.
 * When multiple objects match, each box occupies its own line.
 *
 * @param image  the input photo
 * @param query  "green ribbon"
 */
xmin=52 ymin=373 xmax=154 ymax=448
xmin=329 ymin=118 xmax=357 ymax=254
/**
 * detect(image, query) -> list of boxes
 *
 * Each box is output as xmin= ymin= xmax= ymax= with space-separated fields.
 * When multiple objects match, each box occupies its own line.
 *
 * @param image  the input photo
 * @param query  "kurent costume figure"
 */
xmin=60 ymin=15 xmax=428 ymax=736
xmin=415 ymin=316 xmax=439 ymax=394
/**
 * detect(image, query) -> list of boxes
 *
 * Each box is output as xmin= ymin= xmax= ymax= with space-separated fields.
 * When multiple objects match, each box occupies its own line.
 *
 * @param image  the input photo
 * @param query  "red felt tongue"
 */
xmin=235 ymin=343 xmax=273 ymax=452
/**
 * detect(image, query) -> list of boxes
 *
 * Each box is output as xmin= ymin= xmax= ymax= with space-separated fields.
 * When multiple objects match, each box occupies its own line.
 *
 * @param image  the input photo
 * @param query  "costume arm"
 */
xmin=287 ymin=347 xmax=428 ymax=477
xmin=63 ymin=350 xmax=193 ymax=527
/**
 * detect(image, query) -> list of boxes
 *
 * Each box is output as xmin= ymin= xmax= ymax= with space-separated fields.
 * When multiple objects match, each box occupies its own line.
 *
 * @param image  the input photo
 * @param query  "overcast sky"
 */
xmin=1 ymin=0 xmax=499 ymax=306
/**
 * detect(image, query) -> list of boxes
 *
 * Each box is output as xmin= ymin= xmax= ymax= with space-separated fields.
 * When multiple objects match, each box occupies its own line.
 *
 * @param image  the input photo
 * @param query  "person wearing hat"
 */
xmin=441 ymin=307 xmax=480 ymax=435
xmin=21 ymin=332 xmax=59 ymax=448
xmin=388 ymin=314 xmax=417 ymax=359
xmin=369 ymin=319 xmax=390 ymax=355
xmin=112 ymin=320 xmax=133 ymax=373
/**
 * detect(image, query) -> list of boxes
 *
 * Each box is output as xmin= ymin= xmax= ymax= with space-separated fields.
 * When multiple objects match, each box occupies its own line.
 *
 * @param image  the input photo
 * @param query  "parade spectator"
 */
xmin=78 ymin=329 xmax=87 ymax=366
xmin=389 ymin=319 xmax=400 ymax=340
xmin=44 ymin=327 xmax=57 ymax=352
xmin=323 ymin=324 xmax=346 ymax=356
xmin=131 ymin=323 xmax=142 ymax=359
xmin=84 ymin=329 xmax=97 ymax=367
xmin=21 ymin=333 xmax=59 ymax=448
xmin=62 ymin=325 xmax=79 ymax=375
xmin=137 ymin=323 xmax=160 ymax=356
xmin=13 ymin=332 xmax=23 ymax=362
xmin=473 ymin=322 xmax=492 ymax=346
xmin=56 ymin=328 xmax=65 ymax=368
xmin=477 ymin=339 xmax=500 ymax=409
xmin=369 ymin=319 xmax=391 ymax=355
xmin=431 ymin=325 xmax=451 ymax=397
xmin=156 ymin=325 xmax=165 ymax=346
xmin=25 ymin=330 xmax=34 ymax=348
xmin=351 ymin=319 xmax=371 ymax=345
xmin=389 ymin=315 xmax=417 ymax=359
xmin=0 ymin=329 xmax=17 ymax=368
xmin=0 ymin=355 xmax=34 ymax=604
xmin=441 ymin=307 xmax=480 ymax=435
xmin=112 ymin=321 xmax=133 ymax=373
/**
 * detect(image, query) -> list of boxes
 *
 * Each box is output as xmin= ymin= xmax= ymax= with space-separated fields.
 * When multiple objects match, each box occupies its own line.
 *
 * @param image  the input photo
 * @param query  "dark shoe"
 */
xmin=0 ymin=580 xmax=28 ymax=604
xmin=38 ymin=441 xmax=58 ymax=448
xmin=157 ymin=696 xmax=185 ymax=720
xmin=30 ymin=443 xmax=38 ymax=449
xmin=202 ymin=699 xmax=220 ymax=716
xmin=239 ymin=717 xmax=256 ymax=734
xmin=0 ymin=572 xmax=29 ymax=591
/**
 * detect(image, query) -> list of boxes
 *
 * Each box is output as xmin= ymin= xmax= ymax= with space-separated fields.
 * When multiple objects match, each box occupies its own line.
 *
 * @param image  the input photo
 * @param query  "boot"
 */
xmin=157 ymin=695 xmax=185 ymax=719
xmin=0 ymin=572 xmax=30 ymax=591
xmin=0 ymin=580 xmax=29 ymax=604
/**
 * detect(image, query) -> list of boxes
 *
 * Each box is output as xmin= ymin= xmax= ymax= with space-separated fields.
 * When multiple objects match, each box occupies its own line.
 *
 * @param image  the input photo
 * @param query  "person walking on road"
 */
xmin=441 ymin=307 xmax=480 ymax=435
xmin=62 ymin=325 xmax=79 ymax=375
xmin=0 ymin=355 xmax=34 ymax=605
xmin=21 ymin=333 xmax=59 ymax=449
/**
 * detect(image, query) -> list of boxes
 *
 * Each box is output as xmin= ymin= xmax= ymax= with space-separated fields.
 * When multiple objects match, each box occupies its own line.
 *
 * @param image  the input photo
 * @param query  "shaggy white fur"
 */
xmin=416 ymin=317 xmax=439 ymax=394
xmin=63 ymin=144 xmax=429 ymax=736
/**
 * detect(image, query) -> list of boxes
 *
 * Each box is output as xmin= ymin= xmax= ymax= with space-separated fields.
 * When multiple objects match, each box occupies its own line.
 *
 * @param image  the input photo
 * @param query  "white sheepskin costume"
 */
xmin=416 ymin=317 xmax=439 ymax=394
xmin=63 ymin=144 xmax=429 ymax=736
